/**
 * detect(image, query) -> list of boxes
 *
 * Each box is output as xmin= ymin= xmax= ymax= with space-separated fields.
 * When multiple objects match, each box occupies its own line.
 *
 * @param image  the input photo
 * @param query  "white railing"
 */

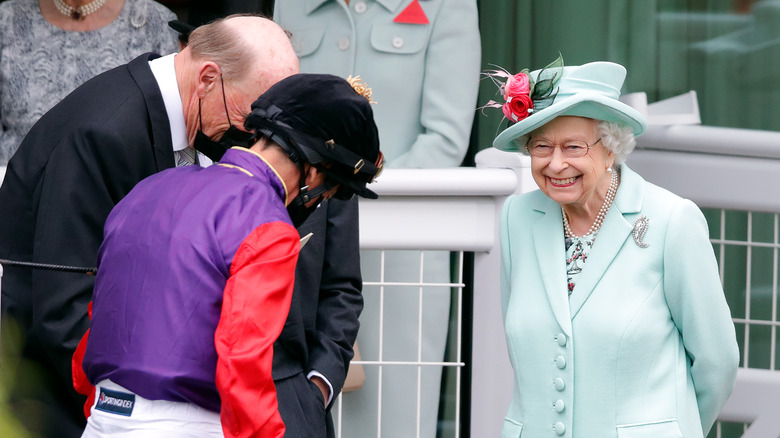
xmin=356 ymin=162 xmax=523 ymax=438
xmin=718 ymin=368 xmax=780 ymax=438
xmin=629 ymin=124 xmax=780 ymax=212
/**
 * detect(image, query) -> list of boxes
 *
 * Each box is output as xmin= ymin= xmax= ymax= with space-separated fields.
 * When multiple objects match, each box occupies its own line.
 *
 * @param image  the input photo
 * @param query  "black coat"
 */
xmin=273 ymin=198 xmax=363 ymax=438
xmin=0 ymin=53 xmax=174 ymax=437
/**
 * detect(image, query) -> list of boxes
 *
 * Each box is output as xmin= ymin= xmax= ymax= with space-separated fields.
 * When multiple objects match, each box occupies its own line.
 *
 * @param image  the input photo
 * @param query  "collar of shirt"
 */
xmin=220 ymin=147 xmax=289 ymax=204
xmin=149 ymin=54 xmax=213 ymax=167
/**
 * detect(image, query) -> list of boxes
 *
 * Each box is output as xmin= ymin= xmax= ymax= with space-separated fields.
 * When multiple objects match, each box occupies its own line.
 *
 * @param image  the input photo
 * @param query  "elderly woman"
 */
xmin=492 ymin=58 xmax=739 ymax=437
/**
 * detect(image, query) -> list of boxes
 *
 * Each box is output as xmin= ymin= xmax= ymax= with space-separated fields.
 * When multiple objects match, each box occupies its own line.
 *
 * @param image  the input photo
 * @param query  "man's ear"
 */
xmin=195 ymin=61 xmax=221 ymax=98
xmin=303 ymin=164 xmax=327 ymax=188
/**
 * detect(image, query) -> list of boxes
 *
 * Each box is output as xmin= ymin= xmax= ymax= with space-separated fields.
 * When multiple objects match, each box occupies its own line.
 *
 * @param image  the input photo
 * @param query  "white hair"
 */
xmin=598 ymin=121 xmax=635 ymax=165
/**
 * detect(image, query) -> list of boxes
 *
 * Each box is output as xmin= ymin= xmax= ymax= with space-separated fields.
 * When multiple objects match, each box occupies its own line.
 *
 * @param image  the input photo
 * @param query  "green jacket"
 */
xmin=274 ymin=0 xmax=481 ymax=168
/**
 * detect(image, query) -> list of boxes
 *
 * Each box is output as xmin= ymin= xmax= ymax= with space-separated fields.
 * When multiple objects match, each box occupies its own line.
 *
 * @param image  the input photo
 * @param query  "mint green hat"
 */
xmin=492 ymin=61 xmax=647 ymax=152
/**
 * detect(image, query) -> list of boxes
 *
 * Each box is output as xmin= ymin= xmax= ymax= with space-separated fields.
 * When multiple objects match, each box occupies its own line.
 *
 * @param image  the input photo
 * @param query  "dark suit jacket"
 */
xmin=272 ymin=198 xmax=363 ymax=422
xmin=0 ymin=53 xmax=174 ymax=437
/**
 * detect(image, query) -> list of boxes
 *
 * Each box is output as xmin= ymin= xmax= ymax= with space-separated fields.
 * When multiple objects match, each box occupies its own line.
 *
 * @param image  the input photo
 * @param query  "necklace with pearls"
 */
xmin=562 ymin=169 xmax=619 ymax=238
xmin=53 ymin=0 xmax=108 ymax=20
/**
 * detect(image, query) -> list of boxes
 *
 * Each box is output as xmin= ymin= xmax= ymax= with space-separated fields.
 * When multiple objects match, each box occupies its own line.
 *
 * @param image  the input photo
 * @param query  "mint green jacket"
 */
xmin=499 ymin=164 xmax=739 ymax=438
xmin=274 ymin=0 xmax=481 ymax=168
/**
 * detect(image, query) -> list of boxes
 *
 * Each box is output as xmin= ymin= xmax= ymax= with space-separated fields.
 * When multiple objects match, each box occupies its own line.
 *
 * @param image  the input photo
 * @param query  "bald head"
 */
xmin=188 ymin=14 xmax=299 ymax=89
xmin=176 ymin=15 xmax=299 ymax=149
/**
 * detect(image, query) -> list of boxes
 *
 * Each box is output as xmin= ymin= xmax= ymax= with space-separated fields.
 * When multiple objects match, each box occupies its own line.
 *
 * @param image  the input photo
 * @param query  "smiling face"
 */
xmin=529 ymin=116 xmax=615 ymax=212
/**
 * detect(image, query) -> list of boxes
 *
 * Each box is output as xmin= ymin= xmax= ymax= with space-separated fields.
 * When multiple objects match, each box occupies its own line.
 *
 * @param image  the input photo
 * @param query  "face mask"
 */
xmin=287 ymin=201 xmax=322 ymax=228
xmin=192 ymin=76 xmax=254 ymax=162
xmin=193 ymin=125 xmax=254 ymax=162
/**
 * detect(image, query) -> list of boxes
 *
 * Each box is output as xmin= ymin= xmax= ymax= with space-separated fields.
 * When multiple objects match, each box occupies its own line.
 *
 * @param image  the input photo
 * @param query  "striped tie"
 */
xmin=175 ymin=148 xmax=196 ymax=167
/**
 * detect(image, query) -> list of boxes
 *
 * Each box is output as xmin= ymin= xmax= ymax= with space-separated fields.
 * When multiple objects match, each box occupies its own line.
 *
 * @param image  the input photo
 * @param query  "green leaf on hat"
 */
xmin=530 ymin=53 xmax=564 ymax=111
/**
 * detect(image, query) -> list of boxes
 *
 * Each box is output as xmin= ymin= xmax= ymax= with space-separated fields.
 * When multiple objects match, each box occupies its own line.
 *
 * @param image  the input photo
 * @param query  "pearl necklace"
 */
xmin=562 ymin=170 xmax=619 ymax=238
xmin=53 ymin=0 xmax=108 ymax=20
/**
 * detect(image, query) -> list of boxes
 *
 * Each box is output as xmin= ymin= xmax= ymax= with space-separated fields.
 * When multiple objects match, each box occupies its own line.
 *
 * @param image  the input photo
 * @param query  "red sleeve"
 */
xmin=72 ymin=302 xmax=95 ymax=418
xmin=215 ymin=221 xmax=299 ymax=438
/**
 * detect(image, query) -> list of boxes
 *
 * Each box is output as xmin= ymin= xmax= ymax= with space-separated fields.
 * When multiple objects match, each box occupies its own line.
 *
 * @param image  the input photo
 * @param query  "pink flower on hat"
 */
xmin=504 ymin=72 xmax=531 ymax=98
xmin=502 ymin=94 xmax=533 ymax=121
xmin=502 ymin=73 xmax=533 ymax=122
xmin=481 ymin=54 xmax=565 ymax=125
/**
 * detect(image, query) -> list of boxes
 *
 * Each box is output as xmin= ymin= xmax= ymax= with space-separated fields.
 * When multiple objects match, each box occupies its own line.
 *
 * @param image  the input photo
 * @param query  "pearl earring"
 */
xmin=606 ymin=166 xmax=613 ymax=174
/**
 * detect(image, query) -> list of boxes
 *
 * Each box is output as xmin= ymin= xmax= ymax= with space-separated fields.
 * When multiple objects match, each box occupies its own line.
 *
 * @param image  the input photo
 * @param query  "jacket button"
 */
xmin=554 ymin=378 xmax=565 ymax=391
xmin=555 ymin=356 xmax=566 ymax=369
xmin=556 ymin=333 xmax=567 ymax=347
xmin=392 ymin=36 xmax=404 ymax=48
xmin=554 ymin=422 xmax=566 ymax=435
xmin=338 ymin=38 xmax=350 ymax=50
xmin=354 ymin=1 xmax=367 ymax=13
xmin=554 ymin=399 xmax=565 ymax=413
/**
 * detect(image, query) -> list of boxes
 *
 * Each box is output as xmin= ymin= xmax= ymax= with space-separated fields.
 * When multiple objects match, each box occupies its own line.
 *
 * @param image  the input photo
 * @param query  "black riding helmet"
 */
xmin=244 ymin=73 xmax=383 ymax=200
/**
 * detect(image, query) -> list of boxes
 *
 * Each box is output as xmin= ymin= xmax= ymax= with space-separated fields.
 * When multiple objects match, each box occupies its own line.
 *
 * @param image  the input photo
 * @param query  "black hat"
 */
xmin=168 ymin=20 xmax=196 ymax=46
xmin=244 ymin=74 xmax=383 ymax=199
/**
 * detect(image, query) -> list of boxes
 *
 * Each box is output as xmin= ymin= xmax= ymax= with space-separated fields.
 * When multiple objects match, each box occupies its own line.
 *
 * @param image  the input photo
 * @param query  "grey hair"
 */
xmin=597 ymin=121 xmax=635 ymax=165
xmin=187 ymin=15 xmax=256 ymax=83
xmin=513 ymin=119 xmax=636 ymax=165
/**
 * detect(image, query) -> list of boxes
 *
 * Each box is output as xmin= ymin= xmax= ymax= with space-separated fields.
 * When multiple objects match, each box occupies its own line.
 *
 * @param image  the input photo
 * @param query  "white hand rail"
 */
xmin=719 ymin=368 xmax=780 ymax=437
xmin=630 ymin=125 xmax=780 ymax=213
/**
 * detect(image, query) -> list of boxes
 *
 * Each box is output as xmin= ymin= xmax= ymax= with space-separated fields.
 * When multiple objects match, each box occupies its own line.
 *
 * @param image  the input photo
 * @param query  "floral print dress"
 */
xmin=565 ymin=233 xmax=597 ymax=297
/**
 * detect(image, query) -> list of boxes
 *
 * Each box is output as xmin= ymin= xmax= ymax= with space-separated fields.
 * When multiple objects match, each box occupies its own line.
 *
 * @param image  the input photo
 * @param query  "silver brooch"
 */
xmin=633 ymin=215 xmax=649 ymax=248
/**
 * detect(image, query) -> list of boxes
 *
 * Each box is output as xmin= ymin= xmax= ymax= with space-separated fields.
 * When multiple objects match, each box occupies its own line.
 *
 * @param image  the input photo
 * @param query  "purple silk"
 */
xmin=82 ymin=148 xmax=291 ymax=412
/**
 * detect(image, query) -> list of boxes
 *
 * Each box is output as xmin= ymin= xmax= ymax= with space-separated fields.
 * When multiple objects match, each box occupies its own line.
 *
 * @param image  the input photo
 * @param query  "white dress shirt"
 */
xmin=148 ymin=54 xmax=212 ymax=167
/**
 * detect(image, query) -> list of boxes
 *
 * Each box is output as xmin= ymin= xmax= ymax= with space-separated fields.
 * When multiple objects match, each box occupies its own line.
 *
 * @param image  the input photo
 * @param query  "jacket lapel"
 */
xmin=531 ymin=199 xmax=573 ymax=337
xmin=127 ymin=53 xmax=175 ymax=171
xmin=306 ymin=0 xmax=330 ymax=14
xmin=377 ymin=0 xmax=406 ymax=12
xmin=569 ymin=164 xmax=645 ymax=318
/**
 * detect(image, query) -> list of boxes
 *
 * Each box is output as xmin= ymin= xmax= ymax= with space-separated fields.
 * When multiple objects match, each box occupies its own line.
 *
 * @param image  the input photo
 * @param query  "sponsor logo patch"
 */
xmin=95 ymin=387 xmax=135 ymax=416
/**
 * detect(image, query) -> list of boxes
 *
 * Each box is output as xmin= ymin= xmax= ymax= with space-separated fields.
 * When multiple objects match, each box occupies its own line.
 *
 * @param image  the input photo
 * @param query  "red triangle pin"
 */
xmin=393 ymin=0 xmax=429 ymax=24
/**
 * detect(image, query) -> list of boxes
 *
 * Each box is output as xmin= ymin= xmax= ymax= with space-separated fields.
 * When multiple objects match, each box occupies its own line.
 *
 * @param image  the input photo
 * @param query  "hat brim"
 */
xmin=492 ymin=92 xmax=647 ymax=152
xmin=168 ymin=20 xmax=195 ymax=35
xmin=326 ymin=170 xmax=379 ymax=200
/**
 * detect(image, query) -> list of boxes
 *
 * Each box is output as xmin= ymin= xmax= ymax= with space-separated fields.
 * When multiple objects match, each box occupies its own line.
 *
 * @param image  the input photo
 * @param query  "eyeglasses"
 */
xmin=525 ymin=138 xmax=602 ymax=158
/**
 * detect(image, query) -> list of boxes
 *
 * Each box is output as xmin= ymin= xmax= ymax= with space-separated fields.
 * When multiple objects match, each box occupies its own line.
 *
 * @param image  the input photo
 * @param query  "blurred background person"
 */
xmin=492 ymin=57 xmax=738 ymax=437
xmin=0 ymin=0 xmax=180 ymax=165
xmin=274 ymin=1 xmax=481 ymax=436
